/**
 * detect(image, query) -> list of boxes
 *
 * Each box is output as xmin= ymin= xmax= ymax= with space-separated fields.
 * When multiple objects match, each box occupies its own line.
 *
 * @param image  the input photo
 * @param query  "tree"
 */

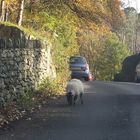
xmin=0 ymin=0 xmax=5 ymax=21
xmin=17 ymin=0 xmax=24 ymax=26
xmin=123 ymin=7 xmax=140 ymax=54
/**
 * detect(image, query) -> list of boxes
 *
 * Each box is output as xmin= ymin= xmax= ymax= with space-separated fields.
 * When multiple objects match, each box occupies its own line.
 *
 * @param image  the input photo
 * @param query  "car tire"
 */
xmin=134 ymin=74 xmax=140 ymax=83
xmin=85 ymin=77 xmax=89 ymax=81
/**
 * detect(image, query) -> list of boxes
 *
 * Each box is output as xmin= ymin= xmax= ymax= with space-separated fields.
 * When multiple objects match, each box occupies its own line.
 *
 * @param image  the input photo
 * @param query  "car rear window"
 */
xmin=70 ymin=57 xmax=87 ymax=64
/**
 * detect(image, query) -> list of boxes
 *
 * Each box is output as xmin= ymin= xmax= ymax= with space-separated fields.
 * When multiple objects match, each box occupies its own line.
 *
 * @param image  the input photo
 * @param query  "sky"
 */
xmin=122 ymin=0 xmax=140 ymax=13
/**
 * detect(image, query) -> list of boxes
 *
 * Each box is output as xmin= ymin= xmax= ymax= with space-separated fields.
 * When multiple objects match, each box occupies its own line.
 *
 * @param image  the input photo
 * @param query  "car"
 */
xmin=135 ymin=62 xmax=140 ymax=82
xmin=69 ymin=56 xmax=92 ymax=81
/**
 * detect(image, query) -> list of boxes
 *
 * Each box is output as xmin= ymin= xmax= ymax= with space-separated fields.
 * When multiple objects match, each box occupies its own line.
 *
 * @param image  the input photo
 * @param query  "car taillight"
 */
xmin=88 ymin=74 xmax=93 ymax=81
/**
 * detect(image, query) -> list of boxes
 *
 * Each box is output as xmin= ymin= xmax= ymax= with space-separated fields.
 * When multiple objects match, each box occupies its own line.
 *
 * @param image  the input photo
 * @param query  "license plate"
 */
xmin=72 ymin=67 xmax=81 ymax=71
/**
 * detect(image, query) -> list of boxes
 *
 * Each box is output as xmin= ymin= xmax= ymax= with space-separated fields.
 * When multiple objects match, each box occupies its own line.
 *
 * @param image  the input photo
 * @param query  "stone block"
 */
xmin=7 ymin=50 xmax=14 ymax=58
xmin=6 ymin=38 xmax=13 ymax=48
xmin=0 ymin=73 xmax=7 ymax=78
xmin=0 ymin=79 xmax=5 ymax=89
xmin=0 ymin=38 xmax=6 ymax=48
xmin=1 ymin=50 xmax=8 ymax=57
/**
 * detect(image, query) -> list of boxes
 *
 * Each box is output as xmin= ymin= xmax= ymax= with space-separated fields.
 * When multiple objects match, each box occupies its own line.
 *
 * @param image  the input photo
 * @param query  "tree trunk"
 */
xmin=29 ymin=0 xmax=35 ymax=13
xmin=17 ymin=0 xmax=24 ymax=26
xmin=0 ymin=0 xmax=5 ymax=21
xmin=4 ymin=4 xmax=8 ymax=21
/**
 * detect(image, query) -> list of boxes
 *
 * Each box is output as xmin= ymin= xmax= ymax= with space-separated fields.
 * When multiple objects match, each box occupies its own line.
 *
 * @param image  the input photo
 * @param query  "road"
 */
xmin=1 ymin=81 xmax=140 ymax=140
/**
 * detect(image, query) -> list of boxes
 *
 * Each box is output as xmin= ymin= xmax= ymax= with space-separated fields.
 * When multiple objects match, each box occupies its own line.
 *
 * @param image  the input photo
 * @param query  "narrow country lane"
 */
xmin=1 ymin=81 xmax=140 ymax=140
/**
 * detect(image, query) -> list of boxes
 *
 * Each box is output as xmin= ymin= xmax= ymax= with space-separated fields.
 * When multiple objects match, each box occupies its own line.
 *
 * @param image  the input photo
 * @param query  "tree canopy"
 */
xmin=0 ymin=0 xmax=131 ymax=80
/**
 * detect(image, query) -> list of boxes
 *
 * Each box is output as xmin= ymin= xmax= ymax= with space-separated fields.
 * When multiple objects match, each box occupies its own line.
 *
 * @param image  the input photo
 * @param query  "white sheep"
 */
xmin=66 ymin=79 xmax=84 ymax=105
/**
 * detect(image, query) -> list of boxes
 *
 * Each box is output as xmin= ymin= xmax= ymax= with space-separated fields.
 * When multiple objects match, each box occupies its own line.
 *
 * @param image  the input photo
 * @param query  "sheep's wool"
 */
xmin=66 ymin=79 xmax=84 ymax=95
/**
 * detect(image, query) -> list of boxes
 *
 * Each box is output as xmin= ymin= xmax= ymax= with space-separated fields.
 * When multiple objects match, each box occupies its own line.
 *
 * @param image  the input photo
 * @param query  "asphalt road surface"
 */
xmin=1 ymin=81 xmax=140 ymax=140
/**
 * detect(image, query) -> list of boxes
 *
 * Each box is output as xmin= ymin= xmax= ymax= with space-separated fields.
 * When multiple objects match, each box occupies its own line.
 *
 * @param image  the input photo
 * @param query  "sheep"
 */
xmin=66 ymin=79 xmax=84 ymax=105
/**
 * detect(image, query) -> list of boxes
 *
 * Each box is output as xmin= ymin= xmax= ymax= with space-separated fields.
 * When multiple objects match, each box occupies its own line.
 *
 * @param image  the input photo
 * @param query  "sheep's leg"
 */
xmin=67 ymin=93 xmax=73 ymax=105
xmin=80 ymin=93 xmax=83 ymax=104
xmin=74 ymin=95 xmax=78 ymax=105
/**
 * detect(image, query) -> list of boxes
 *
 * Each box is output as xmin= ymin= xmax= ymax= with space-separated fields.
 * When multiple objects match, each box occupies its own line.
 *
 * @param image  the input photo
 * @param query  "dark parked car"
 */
xmin=69 ymin=56 xmax=93 ymax=81
xmin=135 ymin=62 xmax=140 ymax=82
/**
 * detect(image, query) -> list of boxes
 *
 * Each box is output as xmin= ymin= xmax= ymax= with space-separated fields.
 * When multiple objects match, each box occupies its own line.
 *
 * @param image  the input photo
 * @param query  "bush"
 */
xmin=18 ymin=90 xmax=37 ymax=110
xmin=38 ymin=78 xmax=65 ymax=97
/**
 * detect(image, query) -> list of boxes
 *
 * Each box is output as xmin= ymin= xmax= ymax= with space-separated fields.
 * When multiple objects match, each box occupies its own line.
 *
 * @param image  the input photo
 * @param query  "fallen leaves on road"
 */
xmin=0 ymin=93 xmax=61 ymax=129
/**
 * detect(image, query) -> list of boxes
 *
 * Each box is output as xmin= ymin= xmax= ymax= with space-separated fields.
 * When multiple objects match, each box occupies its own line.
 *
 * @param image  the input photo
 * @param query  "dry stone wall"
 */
xmin=0 ymin=25 xmax=56 ymax=106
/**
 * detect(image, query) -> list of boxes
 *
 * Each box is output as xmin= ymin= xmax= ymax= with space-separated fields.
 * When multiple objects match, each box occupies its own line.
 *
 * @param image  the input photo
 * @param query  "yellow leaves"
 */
xmin=76 ymin=0 xmax=93 ymax=8
xmin=5 ymin=0 xmax=18 ymax=9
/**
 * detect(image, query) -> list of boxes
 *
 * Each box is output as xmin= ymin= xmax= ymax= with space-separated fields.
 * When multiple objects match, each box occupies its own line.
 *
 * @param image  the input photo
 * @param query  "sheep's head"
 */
xmin=67 ymin=90 xmax=75 ymax=96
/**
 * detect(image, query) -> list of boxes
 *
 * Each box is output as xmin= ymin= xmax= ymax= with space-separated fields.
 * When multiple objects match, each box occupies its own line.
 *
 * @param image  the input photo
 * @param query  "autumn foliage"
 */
xmin=0 ymin=0 xmax=130 ymax=80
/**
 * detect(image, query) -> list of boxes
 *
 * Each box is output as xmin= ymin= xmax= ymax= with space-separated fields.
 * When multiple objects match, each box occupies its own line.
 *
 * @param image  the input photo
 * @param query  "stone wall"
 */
xmin=0 ymin=24 xmax=56 ymax=105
